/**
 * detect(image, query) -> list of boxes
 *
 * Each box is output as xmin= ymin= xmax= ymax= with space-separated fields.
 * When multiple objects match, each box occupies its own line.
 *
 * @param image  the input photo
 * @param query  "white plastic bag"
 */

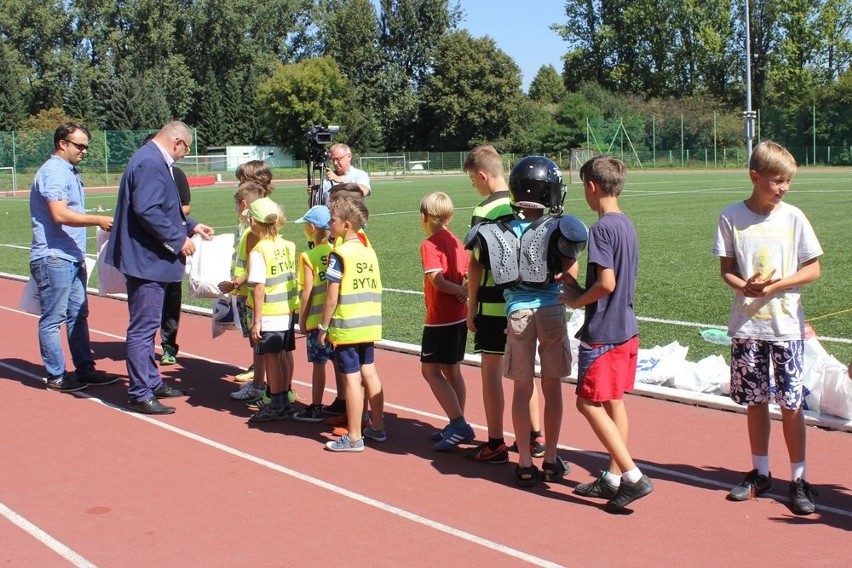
xmin=187 ymin=233 xmax=235 ymax=299
xmin=636 ymin=341 xmax=689 ymax=386
xmin=18 ymin=277 xmax=41 ymax=314
xmin=212 ymin=295 xmax=239 ymax=338
xmin=96 ymin=228 xmax=126 ymax=295
xmin=819 ymin=357 xmax=852 ymax=420
xmin=21 ymin=256 xmax=96 ymax=314
xmin=671 ymin=354 xmax=730 ymax=394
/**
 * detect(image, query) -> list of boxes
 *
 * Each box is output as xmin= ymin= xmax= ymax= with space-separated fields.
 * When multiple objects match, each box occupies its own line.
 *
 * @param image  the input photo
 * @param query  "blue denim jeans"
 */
xmin=30 ymin=256 xmax=94 ymax=380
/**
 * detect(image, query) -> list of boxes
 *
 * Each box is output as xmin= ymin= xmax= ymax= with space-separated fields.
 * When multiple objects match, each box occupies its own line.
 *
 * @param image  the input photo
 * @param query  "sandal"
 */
xmin=515 ymin=464 xmax=539 ymax=488
xmin=542 ymin=456 xmax=570 ymax=482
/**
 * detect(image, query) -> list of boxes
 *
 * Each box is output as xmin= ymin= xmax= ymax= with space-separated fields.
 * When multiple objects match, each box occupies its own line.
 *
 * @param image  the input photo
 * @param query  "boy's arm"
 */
xmin=560 ymin=259 xmax=613 ymax=309
xmin=250 ymin=283 xmax=263 ymax=342
xmin=466 ymin=253 xmax=483 ymax=332
xmin=426 ymin=271 xmax=468 ymax=303
xmin=730 ymin=257 xmax=820 ymax=297
xmin=298 ymin=265 xmax=314 ymax=332
xmin=316 ymin=281 xmax=340 ymax=345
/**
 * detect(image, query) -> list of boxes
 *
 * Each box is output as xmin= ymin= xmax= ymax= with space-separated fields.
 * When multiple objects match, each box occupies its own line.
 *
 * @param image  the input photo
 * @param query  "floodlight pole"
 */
xmin=743 ymin=0 xmax=756 ymax=163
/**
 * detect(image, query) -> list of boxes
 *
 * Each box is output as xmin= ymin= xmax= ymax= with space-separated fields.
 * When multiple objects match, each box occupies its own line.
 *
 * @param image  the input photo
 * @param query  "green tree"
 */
xmin=0 ymin=44 xmax=28 ymax=129
xmin=418 ymin=31 xmax=522 ymax=150
xmin=529 ymin=65 xmax=567 ymax=104
xmin=256 ymin=57 xmax=351 ymax=155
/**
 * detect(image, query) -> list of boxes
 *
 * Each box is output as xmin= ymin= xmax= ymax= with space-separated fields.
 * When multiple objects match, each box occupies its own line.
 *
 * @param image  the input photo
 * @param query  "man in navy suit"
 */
xmin=105 ymin=121 xmax=214 ymax=414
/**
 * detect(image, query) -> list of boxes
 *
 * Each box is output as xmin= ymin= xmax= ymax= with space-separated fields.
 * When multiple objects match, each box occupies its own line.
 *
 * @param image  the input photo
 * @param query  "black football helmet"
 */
xmin=508 ymin=156 xmax=565 ymax=214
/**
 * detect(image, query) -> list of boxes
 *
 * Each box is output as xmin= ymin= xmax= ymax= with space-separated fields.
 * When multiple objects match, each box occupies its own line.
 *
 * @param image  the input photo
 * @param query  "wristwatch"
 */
xmin=317 ymin=322 xmax=328 ymax=331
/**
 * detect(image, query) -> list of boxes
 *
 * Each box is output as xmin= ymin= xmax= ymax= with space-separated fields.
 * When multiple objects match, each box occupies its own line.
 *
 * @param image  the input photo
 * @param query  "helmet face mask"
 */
xmin=508 ymin=156 xmax=565 ymax=214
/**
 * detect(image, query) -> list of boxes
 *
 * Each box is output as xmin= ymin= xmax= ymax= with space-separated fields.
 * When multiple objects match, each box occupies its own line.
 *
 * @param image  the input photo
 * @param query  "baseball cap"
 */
xmin=294 ymin=205 xmax=331 ymax=229
xmin=242 ymin=197 xmax=281 ymax=224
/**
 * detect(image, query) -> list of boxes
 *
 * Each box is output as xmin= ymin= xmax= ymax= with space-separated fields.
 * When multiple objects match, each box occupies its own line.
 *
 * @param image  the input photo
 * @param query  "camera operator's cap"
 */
xmin=294 ymin=205 xmax=331 ymax=229
xmin=242 ymin=197 xmax=281 ymax=224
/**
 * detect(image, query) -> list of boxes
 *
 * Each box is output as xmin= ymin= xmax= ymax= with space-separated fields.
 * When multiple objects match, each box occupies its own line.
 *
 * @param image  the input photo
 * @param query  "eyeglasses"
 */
xmin=177 ymin=138 xmax=191 ymax=151
xmin=63 ymin=139 xmax=89 ymax=151
xmin=331 ymin=154 xmax=350 ymax=162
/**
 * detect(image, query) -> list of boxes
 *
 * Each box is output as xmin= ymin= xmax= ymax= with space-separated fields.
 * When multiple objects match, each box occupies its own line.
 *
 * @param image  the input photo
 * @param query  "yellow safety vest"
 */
xmin=233 ymin=230 xmax=251 ymax=297
xmin=246 ymin=237 xmax=297 ymax=317
xmin=329 ymin=239 xmax=382 ymax=345
xmin=298 ymin=242 xmax=331 ymax=331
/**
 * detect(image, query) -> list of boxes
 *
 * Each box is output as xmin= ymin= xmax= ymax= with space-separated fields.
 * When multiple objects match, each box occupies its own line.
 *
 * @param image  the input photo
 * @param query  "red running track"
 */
xmin=0 ymin=276 xmax=850 ymax=567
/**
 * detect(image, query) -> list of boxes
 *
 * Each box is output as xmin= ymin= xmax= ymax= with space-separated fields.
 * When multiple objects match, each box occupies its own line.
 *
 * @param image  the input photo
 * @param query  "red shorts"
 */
xmin=576 ymin=336 xmax=639 ymax=403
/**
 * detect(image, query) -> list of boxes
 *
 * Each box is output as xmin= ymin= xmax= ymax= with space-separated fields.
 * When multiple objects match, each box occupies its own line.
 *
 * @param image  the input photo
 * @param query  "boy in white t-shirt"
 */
xmin=713 ymin=140 xmax=823 ymax=515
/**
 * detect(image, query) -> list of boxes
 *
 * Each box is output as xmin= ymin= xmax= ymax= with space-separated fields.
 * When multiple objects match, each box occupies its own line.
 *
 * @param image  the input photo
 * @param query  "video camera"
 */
xmin=306 ymin=125 xmax=340 ymax=206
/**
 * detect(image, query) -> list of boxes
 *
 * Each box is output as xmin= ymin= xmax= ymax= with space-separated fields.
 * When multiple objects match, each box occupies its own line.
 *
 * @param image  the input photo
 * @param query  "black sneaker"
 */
xmin=75 ymin=370 xmax=121 ymax=386
xmin=575 ymin=472 xmax=619 ymax=499
xmin=46 ymin=375 xmax=88 ymax=392
xmin=788 ymin=478 xmax=818 ymax=515
xmin=322 ymin=398 xmax=347 ymax=416
xmin=728 ymin=469 xmax=773 ymax=501
xmin=293 ymin=403 xmax=325 ymax=423
xmin=604 ymin=475 xmax=654 ymax=512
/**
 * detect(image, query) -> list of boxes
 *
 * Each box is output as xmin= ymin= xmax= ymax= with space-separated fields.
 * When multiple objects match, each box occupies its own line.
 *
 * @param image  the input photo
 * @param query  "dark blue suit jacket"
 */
xmin=105 ymin=141 xmax=198 ymax=283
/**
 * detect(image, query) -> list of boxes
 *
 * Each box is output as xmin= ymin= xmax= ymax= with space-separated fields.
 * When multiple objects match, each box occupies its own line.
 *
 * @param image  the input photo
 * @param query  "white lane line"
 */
xmin=2 ymin=355 xmax=851 ymax=525
xmin=0 ymin=361 xmax=561 ymax=568
xmin=0 ymin=502 xmax=97 ymax=568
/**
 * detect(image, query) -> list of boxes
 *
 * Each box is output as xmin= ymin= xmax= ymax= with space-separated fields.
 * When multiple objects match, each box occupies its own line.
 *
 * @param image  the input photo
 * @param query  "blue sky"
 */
xmin=456 ymin=0 xmax=568 ymax=92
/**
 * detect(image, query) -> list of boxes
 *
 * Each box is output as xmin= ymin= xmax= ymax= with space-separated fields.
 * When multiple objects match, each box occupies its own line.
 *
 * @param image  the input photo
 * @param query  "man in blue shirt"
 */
xmin=29 ymin=122 xmax=119 ymax=392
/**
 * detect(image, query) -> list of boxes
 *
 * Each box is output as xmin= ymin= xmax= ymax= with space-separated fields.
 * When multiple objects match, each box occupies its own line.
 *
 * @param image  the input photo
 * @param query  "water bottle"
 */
xmin=699 ymin=328 xmax=730 ymax=345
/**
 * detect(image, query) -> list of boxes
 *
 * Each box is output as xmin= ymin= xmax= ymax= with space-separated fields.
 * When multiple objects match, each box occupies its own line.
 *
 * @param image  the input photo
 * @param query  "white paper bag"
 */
xmin=96 ymin=228 xmax=126 ymax=295
xmin=819 ymin=357 xmax=852 ymax=420
xmin=187 ymin=233 xmax=235 ymax=299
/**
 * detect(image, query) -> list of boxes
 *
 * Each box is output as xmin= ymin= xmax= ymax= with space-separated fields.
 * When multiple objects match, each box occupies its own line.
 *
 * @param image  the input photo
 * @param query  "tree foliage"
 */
xmin=1 ymin=0 xmax=851 ymax=161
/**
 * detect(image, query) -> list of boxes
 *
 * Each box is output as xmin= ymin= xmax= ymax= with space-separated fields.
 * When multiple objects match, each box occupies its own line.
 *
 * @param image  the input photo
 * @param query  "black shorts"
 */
xmin=473 ymin=314 xmax=507 ymax=355
xmin=254 ymin=330 xmax=288 ymax=355
xmin=421 ymin=321 xmax=467 ymax=364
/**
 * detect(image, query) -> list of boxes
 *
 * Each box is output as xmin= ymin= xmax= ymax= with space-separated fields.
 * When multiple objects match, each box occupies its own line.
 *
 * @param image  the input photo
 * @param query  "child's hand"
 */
xmin=743 ymin=270 xmax=779 ymax=297
xmin=250 ymin=322 xmax=261 ymax=343
xmin=453 ymin=284 xmax=468 ymax=304
xmin=466 ymin=311 xmax=477 ymax=333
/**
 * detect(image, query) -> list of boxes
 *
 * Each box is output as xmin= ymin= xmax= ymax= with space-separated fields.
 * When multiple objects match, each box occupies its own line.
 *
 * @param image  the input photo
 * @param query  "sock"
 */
xmin=622 ymin=468 xmax=643 ymax=484
xmin=270 ymin=392 xmax=285 ymax=408
xmin=603 ymin=470 xmax=621 ymax=487
xmin=487 ymin=437 xmax=505 ymax=450
xmin=752 ymin=455 xmax=770 ymax=476
xmin=791 ymin=461 xmax=806 ymax=481
xmin=530 ymin=430 xmax=542 ymax=440
xmin=449 ymin=416 xmax=467 ymax=428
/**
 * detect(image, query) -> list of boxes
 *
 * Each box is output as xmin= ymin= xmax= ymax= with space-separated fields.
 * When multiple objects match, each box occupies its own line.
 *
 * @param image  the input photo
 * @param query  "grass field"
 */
xmin=2 ymin=167 xmax=851 ymax=365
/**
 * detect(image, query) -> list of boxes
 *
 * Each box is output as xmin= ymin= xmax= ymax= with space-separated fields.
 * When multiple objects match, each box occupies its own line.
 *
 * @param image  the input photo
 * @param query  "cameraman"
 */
xmin=319 ymin=143 xmax=371 ymax=204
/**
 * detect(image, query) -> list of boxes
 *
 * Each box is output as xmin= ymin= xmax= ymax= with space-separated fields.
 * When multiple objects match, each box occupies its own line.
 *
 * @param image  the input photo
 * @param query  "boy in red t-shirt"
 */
xmin=418 ymin=192 xmax=475 ymax=451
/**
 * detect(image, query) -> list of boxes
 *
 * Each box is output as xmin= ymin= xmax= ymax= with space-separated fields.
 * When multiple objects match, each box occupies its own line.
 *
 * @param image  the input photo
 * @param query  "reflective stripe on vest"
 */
xmin=233 ymin=230 xmax=251 ymax=297
xmin=329 ymin=239 xmax=382 ymax=345
xmin=299 ymin=243 xmax=331 ymax=330
xmin=246 ymin=237 xmax=295 ymax=317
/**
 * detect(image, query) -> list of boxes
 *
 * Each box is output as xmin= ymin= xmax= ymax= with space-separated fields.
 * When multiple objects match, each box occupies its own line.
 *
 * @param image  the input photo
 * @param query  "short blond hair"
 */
xmin=330 ymin=197 xmax=368 ymax=231
xmin=749 ymin=141 xmax=797 ymax=177
xmin=419 ymin=191 xmax=454 ymax=226
xmin=463 ymin=145 xmax=504 ymax=178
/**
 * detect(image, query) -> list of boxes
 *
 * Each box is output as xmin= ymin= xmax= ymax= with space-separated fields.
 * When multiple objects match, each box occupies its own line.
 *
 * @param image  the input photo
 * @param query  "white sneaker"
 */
xmin=230 ymin=382 xmax=266 ymax=401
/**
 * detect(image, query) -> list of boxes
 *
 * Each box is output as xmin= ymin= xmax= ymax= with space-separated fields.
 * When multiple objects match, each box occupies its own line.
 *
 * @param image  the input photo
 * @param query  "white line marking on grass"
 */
xmin=0 ymin=502 xmax=97 ymax=568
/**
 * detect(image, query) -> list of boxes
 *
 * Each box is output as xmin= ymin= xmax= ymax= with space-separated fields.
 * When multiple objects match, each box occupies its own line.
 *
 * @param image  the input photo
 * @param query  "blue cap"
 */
xmin=294 ymin=205 xmax=331 ymax=229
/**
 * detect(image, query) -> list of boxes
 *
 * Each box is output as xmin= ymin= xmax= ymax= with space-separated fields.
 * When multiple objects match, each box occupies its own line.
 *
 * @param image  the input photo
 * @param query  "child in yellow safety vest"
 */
xmin=318 ymin=197 xmax=386 ymax=452
xmin=241 ymin=197 xmax=298 ymax=422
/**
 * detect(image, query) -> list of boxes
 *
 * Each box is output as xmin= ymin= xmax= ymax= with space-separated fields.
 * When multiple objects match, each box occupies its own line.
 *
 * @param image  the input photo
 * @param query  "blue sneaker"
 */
xmin=433 ymin=422 xmax=475 ymax=451
xmin=325 ymin=434 xmax=365 ymax=453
